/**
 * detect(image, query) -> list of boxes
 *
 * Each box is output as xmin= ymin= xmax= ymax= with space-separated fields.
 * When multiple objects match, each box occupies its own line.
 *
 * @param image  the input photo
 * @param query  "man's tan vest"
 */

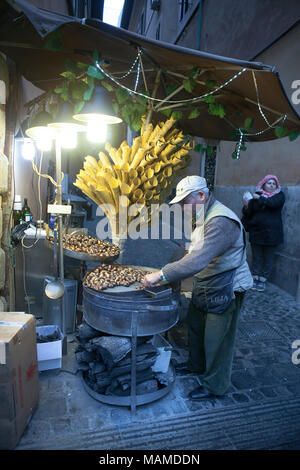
xmin=189 ymin=200 xmax=253 ymax=292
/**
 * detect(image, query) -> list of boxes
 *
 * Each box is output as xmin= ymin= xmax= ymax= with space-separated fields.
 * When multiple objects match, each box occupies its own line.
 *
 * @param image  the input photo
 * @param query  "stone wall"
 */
xmin=214 ymin=185 xmax=300 ymax=298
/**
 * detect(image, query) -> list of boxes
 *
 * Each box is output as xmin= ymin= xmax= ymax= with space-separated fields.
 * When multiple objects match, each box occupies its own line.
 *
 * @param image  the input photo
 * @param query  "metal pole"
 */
xmin=55 ymin=138 xmax=66 ymax=335
xmin=130 ymin=311 xmax=138 ymax=415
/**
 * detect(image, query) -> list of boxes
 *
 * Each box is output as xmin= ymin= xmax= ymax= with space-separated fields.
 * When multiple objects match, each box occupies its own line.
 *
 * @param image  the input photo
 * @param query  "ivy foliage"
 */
xmin=47 ymin=47 xmax=300 ymax=144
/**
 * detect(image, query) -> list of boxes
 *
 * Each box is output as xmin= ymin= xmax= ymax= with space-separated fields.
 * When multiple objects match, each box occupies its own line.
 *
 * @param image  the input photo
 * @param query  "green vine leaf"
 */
xmin=208 ymin=103 xmax=226 ymax=118
xmin=204 ymin=95 xmax=215 ymax=104
xmin=288 ymin=130 xmax=300 ymax=141
xmin=86 ymin=75 xmax=94 ymax=88
xmin=60 ymin=81 xmax=69 ymax=101
xmin=133 ymin=102 xmax=147 ymax=115
xmin=188 ymin=66 xmax=200 ymax=78
xmin=71 ymin=81 xmax=89 ymax=100
xmin=116 ymin=88 xmax=130 ymax=104
xmin=101 ymin=81 xmax=114 ymax=92
xmin=244 ymin=117 xmax=254 ymax=130
xmin=166 ymin=85 xmax=177 ymax=95
xmin=183 ymin=78 xmax=195 ymax=93
xmin=188 ymin=108 xmax=201 ymax=119
xmin=54 ymin=87 xmax=63 ymax=94
xmin=205 ymin=79 xmax=217 ymax=89
xmin=274 ymin=126 xmax=289 ymax=139
xmin=112 ymin=102 xmax=119 ymax=114
xmin=171 ymin=111 xmax=183 ymax=120
xmin=73 ymin=101 xmax=85 ymax=114
xmin=131 ymin=116 xmax=142 ymax=132
xmin=232 ymin=151 xmax=238 ymax=159
xmin=160 ymin=108 xmax=172 ymax=117
xmin=77 ymin=62 xmax=89 ymax=70
xmin=83 ymin=86 xmax=94 ymax=101
xmin=60 ymin=71 xmax=76 ymax=81
xmin=87 ymin=65 xmax=104 ymax=80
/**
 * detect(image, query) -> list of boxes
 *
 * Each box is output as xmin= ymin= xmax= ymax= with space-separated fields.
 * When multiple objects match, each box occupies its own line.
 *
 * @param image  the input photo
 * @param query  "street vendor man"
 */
xmin=141 ymin=175 xmax=253 ymax=399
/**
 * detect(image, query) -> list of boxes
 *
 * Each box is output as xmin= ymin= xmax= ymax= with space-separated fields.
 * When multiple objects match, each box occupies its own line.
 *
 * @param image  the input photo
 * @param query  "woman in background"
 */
xmin=242 ymin=174 xmax=285 ymax=292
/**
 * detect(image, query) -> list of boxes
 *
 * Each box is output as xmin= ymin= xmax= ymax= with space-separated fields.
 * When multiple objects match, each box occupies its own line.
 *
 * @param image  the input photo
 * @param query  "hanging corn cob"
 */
xmin=73 ymin=117 xmax=194 ymax=240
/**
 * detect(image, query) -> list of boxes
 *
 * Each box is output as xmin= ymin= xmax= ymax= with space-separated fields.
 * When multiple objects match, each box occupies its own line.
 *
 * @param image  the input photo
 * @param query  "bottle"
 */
xmin=13 ymin=195 xmax=23 ymax=226
xmin=22 ymin=197 xmax=32 ymax=222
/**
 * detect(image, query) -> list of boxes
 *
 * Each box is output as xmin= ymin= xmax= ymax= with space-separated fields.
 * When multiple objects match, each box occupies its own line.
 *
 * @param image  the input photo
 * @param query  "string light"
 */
xmin=233 ymin=114 xmax=287 ymax=159
xmin=115 ymin=49 xmax=142 ymax=79
xmin=96 ymin=60 xmax=247 ymax=105
xmin=134 ymin=63 xmax=141 ymax=92
xmin=96 ymin=52 xmax=289 ymax=159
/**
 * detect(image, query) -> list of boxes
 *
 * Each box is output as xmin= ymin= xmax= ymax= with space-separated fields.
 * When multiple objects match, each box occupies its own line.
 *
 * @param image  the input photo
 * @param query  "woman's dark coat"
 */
xmin=242 ymin=191 xmax=285 ymax=246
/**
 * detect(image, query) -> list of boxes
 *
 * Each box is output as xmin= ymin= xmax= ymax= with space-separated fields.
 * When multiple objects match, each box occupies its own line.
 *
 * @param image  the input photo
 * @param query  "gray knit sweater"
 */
xmin=162 ymin=195 xmax=240 ymax=283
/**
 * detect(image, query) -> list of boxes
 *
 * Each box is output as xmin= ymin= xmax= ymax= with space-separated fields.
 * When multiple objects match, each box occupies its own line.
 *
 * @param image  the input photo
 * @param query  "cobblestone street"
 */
xmin=16 ymin=281 xmax=300 ymax=450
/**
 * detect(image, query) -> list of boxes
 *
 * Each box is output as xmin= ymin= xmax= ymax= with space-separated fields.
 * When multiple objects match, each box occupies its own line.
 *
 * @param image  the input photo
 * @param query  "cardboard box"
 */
xmin=0 ymin=312 xmax=39 ymax=449
xmin=36 ymin=325 xmax=63 ymax=371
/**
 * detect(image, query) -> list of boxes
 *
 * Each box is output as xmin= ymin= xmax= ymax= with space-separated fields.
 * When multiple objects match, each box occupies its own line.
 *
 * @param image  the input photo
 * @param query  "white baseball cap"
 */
xmin=169 ymin=175 xmax=208 ymax=204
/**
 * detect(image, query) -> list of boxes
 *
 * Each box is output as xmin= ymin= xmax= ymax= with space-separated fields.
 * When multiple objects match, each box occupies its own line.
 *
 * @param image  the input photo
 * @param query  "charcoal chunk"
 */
xmin=36 ymin=331 xmax=60 ymax=343
xmin=90 ymin=336 xmax=132 ymax=370
xmin=77 ymin=321 xmax=102 ymax=342
xmin=89 ymin=362 xmax=106 ymax=375
xmin=107 ymin=370 xmax=157 ymax=396
xmin=75 ymin=350 xmax=95 ymax=364
xmin=110 ymin=356 xmax=157 ymax=378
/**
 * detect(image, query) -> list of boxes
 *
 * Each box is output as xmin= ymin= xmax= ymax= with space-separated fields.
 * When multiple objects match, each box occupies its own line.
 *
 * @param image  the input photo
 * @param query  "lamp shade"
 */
xmin=73 ymin=86 xmax=122 ymax=124
xmin=48 ymin=101 xmax=86 ymax=131
xmin=25 ymin=110 xmax=54 ymax=140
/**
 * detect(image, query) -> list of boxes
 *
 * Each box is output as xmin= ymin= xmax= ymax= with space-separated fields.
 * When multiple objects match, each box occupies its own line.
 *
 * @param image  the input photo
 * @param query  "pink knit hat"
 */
xmin=256 ymin=174 xmax=281 ymax=196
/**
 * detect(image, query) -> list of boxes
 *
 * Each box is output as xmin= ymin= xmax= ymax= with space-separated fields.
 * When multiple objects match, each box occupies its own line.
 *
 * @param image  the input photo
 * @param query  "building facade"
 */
xmin=123 ymin=0 xmax=300 ymax=297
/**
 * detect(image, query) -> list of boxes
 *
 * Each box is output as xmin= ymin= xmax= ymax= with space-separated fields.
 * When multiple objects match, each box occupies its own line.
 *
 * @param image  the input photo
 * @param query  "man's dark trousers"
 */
xmin=185 ymin=292 xmax=245 ymax=396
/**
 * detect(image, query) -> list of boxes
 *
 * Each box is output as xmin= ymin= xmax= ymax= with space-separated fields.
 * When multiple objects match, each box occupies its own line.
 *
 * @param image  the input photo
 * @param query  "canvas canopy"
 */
xmin=0 ymin=0 xmax=299 ymax=141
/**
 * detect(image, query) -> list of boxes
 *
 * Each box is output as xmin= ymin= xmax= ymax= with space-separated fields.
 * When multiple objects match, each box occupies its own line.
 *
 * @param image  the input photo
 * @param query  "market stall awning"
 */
xmin=0 ymin=0 xmax=299 ymax=142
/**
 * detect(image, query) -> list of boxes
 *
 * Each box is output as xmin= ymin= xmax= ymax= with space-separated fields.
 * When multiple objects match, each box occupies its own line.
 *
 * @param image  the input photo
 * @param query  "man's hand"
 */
xmin=141 ymin=271 xmax=162 ymax=288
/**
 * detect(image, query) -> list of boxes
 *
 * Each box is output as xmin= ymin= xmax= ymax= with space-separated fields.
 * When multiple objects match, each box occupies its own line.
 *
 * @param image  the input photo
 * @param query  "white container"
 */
xmin=0 ymin=151 xmax=8 ymax=194
xmin=36 ymin=325 xmax=64 ymax=371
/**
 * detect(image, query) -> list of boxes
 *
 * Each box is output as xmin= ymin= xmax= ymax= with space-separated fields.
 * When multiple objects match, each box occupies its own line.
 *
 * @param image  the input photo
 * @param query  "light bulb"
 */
xmin=59 ymin=129 xmax=78 ymax=149
xmin=21 ymin=140 xmax=36 ymax=160
xmin=36 ymin=138 xmax=53 ymax=152
xmin=86 ymin=120 xmax=107 ymax=143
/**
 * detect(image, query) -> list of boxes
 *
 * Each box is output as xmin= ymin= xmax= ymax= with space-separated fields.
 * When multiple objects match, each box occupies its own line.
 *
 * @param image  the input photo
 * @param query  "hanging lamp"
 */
xmin=48 ymin=102 xmax=86 ymax=149
xmin=73 ymin=85 xmax=122 ymax=124
xmin=25 ymin=110 xmax=54 ymax=151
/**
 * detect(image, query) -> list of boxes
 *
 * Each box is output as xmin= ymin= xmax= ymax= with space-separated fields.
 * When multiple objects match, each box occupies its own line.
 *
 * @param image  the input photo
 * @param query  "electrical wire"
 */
xmin=21 ymin=233 xmax=31 ymax=315
xmin=21 ymin=150 xmax=44 ymax=249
